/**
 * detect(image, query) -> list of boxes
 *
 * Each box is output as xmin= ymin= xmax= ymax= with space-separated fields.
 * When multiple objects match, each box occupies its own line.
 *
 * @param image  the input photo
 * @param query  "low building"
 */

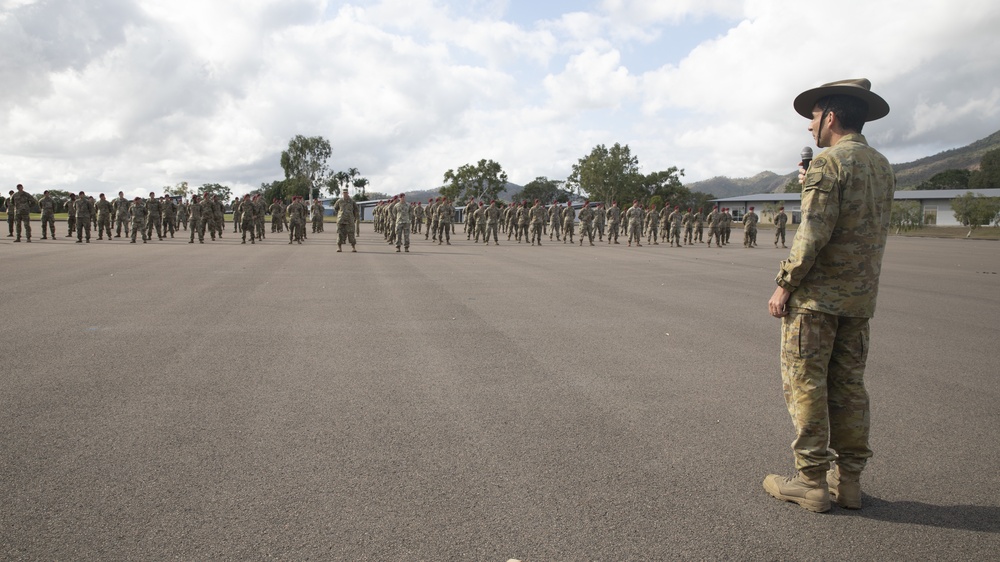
xmin=712 ymin=188 xmax=1000 ymax=226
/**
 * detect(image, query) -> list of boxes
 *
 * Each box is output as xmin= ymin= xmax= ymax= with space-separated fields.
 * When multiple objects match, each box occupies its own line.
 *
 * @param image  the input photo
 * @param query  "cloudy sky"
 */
xmin=3 ymin=0 xmax=999 ymax=199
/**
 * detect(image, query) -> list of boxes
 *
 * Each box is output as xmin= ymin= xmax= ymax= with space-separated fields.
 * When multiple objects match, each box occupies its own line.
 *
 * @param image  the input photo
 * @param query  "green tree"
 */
xmin=198 ymin=183 xmax=233 ymax=201
xmin=566 ymin=143 xmax=642 ymax=204
xmin=332 ymin=171 xmax=350 ymax=196
xmin=969 ymin=148 xmax=1000 ymax=189
xmin=951 ymin=192 xmax=1000 ymax=237
xmin=280 ymin=135 xmax=333 ymax=200
xmin=783 ymin=178 xmax=802 ymax=193
xmin=917 ymin=169 xmax=971 ymax=190
xmin=515 ymin=176 xmax=568 ymax=203
xmin=441 ymin=159 xmax=509 ymax=202
xmin=641 ymin=168 xmax=687 ymax=202
xmin=353 ymin=177 xmax=370 ymax=196
xmin=889 ymin=200 xmax=922 ymax=234
xmin=260 ymin=177 xmax=310 ymax=203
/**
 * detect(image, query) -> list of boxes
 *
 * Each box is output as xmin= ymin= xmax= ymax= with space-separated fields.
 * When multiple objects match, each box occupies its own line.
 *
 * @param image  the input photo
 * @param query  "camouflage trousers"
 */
xmin=396 ymin=223 xmax=410 ymax=248
xmin=116 ymin=216 xmax=130 ymax=237
xmin=775 ymin=227 xmax=786 ymax=246
xmin=580 ymin=222 xmax=593 ymax=244
xmin=41 ymin=213 xmax=56 ymax=237
xmin=780 ymin=308 xmax=872 ymax=475
xmin=485 ymin=223 xmax=498 ymax=243
xmin=338 ymin=223 xmax=356 ymax=246
xmin=744 ymin=227 xmax=757 ymax=247
xmin=97 ymin=216 xmax=112 ymax=239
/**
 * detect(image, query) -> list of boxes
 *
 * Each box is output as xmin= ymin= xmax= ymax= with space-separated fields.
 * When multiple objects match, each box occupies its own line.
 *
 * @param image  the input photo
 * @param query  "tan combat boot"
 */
xmin=827 ymin=466 xmax=862 ymax=509
xmin=763 ymin=470 xmax=831 ymax=513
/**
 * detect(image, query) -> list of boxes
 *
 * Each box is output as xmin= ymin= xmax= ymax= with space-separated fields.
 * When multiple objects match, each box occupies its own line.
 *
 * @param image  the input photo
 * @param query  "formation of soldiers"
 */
xmin=7 ymin=185 xmax=789 ymax=251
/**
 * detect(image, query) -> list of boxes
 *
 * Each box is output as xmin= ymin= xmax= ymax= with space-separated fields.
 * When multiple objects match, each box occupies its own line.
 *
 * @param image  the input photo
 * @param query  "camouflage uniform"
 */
xmin=113 ymin=195 xmax=131 ymax=237
xmin=161 ymin=198 xmax=177 ymax=238
xmin=333 ymin=195 xmax=357 ymax=251
xmin=693 ymin=210 xmax=704 ymax=243
xmin=722 ymin=209 xmax=733 ymax=244
xmin=473 ymin=206 xmax=487 ymax=243
xmin=395 ymin=198 xmax=411 ymax=251
xmin=607 ymin=203 xmax=621 ymax=244
xmin=593 ymin=204 xmax=606 ymax=241
xmin=95 ymin=197 xmax=113 ymax=240
xmin=437 ymin=199 xmax=454 ymax=245
xmin=144 ymin=196 xmax=163 ymax=240
xmin=269 ymin=200 xmax=284 ymax=232
xmin=188 ymin=198 xmax=204 ymax=243
xmin=73 ymin=195 xmax=94 ymax=243
xmin=558 ymin=205 xmax=572 ymax=244
xmin=10 ymin=188 xmax=37 ymax=241
xmin=577 ymin=204 xmax=595 ymax=245
xmin=667 ymin=208 xmax=683 ymax=247
xmin=484 ymin=203 xmax=501 ymax=245
xmin=200 ymin=197 xmax=216 ymax=241
xmin=288 ymin=198 xmax=308 ymax=244
xmin=413 ymin=204 xmax=424 ymax=234
xmin=706 ymin=208 xmax=721 ymax=247
xmin=516 ymin=204 xmax=529 ymax=243
xmin=38 ymin=194 xmax=56 ymax=239
xmin=240 ymin=196 xmax=257 ymax=244
xmin=743 ymin=209 xmax=759 ymax=247
xmin=530 ymin=203 xmax=546 ymax=245
xmin=177 ymin=201 xmax=189 ymax=231
xmin=548 ymin=204 xmax=562 ymax=241
xmin=626 ymin=204 xmax=644 ymax=247
xmin=644 ymin=207 xmax=660 ymax=244
xmin=682 ymin=209 xmax=694 ymax=245
xmin=130 ymin=199 xmax=147 ymax=243
xmin=774 ymin=209 xmax=788 ymax=247
xmin=774 ymin=133 xmax=894 ymax=477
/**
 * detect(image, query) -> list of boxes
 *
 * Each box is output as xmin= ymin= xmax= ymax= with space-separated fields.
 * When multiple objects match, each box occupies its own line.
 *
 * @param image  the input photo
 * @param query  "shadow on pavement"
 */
xmin=846 ymin=497 xmax=1000 ymax=533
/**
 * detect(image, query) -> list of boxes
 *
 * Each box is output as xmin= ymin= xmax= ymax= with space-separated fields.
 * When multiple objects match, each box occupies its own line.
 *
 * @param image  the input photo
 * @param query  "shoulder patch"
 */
xmin=810 ymin=157 xmax=827 ymax=170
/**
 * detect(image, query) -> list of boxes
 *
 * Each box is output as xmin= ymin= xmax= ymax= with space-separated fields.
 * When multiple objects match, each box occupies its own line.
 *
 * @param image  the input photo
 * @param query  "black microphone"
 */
xmin=800 ymin=147 xmax=813 ymax=172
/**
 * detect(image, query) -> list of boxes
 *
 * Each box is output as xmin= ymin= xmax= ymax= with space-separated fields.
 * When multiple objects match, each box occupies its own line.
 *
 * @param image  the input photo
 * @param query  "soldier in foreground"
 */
xmin=333 ymin=189 xmax=357 ymax=252
xmin=113 ymin=191 xmax=130 ymax=238
xmin=626 ymin=200 xmax=643 ymax=247
xmin=188 ymin=195 xmax=204 ymax=243
xmin=484 ymin=200 xmax=501 ymax=245
xmin=394 ymin=193 xmax=411 ymax=252
xmin=437 ymin=197 xmax=454 ymax=245
xmin=240 ymin=194 xmax=257 ymax=244
xmin=764 ymin=78 xmax=894 ymax=513
xmin=607 ymin=201 xmax=621 ymax=244
xmin=95 ymin=193 xmax=113 ymax=240
xmin=578 ymin=201 xmax=595 ymax=246
xmin=129 ymin=197 xmax=147 ymax=243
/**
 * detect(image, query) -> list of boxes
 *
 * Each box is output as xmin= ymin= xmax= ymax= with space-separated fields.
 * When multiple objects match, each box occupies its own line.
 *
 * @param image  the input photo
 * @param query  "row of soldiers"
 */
xmin=230 ymin=197 xmax=326 ymax=237
xmin=367 ymin=196 xmax=790 ymax=249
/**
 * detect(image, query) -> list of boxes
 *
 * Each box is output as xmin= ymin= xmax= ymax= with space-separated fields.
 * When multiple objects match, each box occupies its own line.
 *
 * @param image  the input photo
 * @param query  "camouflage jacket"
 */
xmin=775 ymin=211 xmax=788 ymax=228
xmin=578 ymin=206 xmax=594 ymax=224
xmin=743 ymin=211 xmax=758 ymax=229
xmin=776 ymin=133 xmax=895 ymax=318
xmin=333 ymin=197 xmax=357 ymax=225
xmin=38 ymin=195 xmax=56 ymax=216
xmin=94 ymin=199 xmax=113 ymax=219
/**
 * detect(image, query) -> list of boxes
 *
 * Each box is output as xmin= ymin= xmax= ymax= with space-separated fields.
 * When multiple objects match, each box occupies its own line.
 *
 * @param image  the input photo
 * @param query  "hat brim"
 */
xmin=793 ymin=85 xmax=889 ymax=122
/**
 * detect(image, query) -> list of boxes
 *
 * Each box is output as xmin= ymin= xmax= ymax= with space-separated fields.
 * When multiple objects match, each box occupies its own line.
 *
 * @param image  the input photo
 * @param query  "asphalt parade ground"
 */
xmin=2 ymin=224 xmax=998 ymax=560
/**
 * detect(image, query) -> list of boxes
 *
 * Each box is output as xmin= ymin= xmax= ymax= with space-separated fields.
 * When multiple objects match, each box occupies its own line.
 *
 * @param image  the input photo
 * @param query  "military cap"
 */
xmin=793 ymin=78 xmax=889 ymax=121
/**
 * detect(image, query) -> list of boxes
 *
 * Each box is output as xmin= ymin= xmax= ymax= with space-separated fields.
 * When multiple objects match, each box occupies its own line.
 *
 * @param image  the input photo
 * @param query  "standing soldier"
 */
xmin=484 ymin=200 xmax=501 ymax=245
xmin=38 ymin=191 xmax=57 ymax=240
xmin=559 ymin=202 xmax=574 ymax=244
xmin=125 ymin=197 xmax=146 ymax=244
xmin=254 ymin=194 xmax=267 ymax=240
xmin=394 ymin=193 xmax=411 ymax=252
xmin=578 ymin=200 xmax=595 ymax=246
xmin=465 ymin=198 xmax=478 ymax=240
xmin=427 ymin=197 xmax=440 ymax=241
xmin=743 ymin=206 xmax=759 ymax=248
xmin=516 ymin=200 xmax=530 ymax=243
xmin=129 ymin=196 xmax=147 ymax=243
xmin=144 ymin=192 xmax=163 ymax=241
xmin=333 ymin=189 xmax=357 ymax=252
xmin=112 ymin=191 xmax=130 ymax=238
xmin=437 ymin=197 xmax=455 ymax=245
xmin=240 ymin=194 xmax=257 ymax=244
xmin=774 ymin=206 xmax=788 ymax=248
xmin=311 ymin=198 xmax=324 ymax=233
xmin=706 ymin=205 xmax=721 ymax=247
xmin=413 ymin=202 xmax=424 ymax=234
xmin=668 ymin=206 xmax=683 ymax=247
xmin=287 ymin=196 xmax=307 ymax=244
xmin=593 ymin=202 xmax=606 ymax=242
xmin=66 ymin=193 xmax=77 ymax=238
xmin=67 ymin=191 xmax=85 ymax=243
xmin=94 ymin=193 xmax=113 ymax=240
xmin=232 ymin=196 xmax=242 ymax=233
xmin=548 ymin=202 xmax=562 ymax=241
xmin=682 ymin=208 xmax=695 ymax=245
xmin=161 ymin=195 xmax=177 ymax=238
xmin=472 ymin=203 xmax=487 ymax=243
xmin=188 ymin=195 xmax=204 ymax=243
xmin=200 ymin=194 xmax=216 ymax=241
xmin=723 ymin=208 xmax=733 ymax=245
xmin=177 ymin=199 xmax=189 ymax=231
xmin=693 ymin=208 xmax=705 ymax=243
xmin=529 ymin=199 xmax=546 ymax=246
xmin=645 ymin=203 xmax=660 ymax=245
xmin=269 ymin=198 xmax=283 ymax=233
xmin=5 ymin=189 xmax=13 ymax=238
xmin=212 ymin=195 xmax=225 ymax=239
xmin=607 ymin=201 xmax=621 ymax=244
xmin=626 ymin=200 xmax=644 ymax=247
xmin=10 ymin=184 xmax=37 ymax=242
xmin=506 ymin=202 xmax=519 ymax=241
